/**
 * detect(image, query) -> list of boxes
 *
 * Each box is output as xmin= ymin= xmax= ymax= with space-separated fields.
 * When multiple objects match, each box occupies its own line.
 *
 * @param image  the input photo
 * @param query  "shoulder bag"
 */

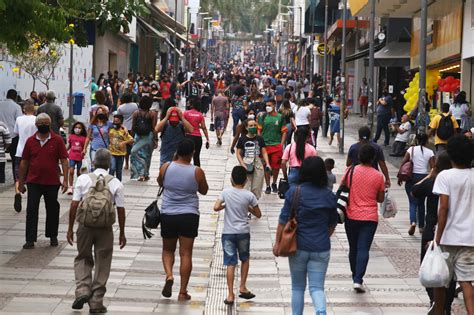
xmin=276 ymin=185 xmax=301 ymax=257
xmin=278 ymin=144 xmax=293 ymax=199
xmin=335 ymin=166 xmax=355 ymax=224
xmin=397 ymin=147 xmax=414 ymax=182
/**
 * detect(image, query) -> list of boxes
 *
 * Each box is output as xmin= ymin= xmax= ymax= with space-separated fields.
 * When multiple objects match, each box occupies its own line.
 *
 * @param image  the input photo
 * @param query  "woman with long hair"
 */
xmin=281 ymin=126 xmax=317 ymax=185
xmin=450 ymin=91 xmax=472 ymax=130
xmin=183 ymin=98 xmax=210 ymax=167
xmin=279 ymin=99 xmax=296 ymax=146
xmin=130 ymin=96 xmax=158 ymax=181
xmin=84 ymin=107 xmax=112 ymax=171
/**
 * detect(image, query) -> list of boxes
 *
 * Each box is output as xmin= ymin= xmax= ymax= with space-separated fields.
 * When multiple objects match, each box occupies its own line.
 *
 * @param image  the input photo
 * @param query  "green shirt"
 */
xmin=258 ymin=112 xmax=287 ymax=146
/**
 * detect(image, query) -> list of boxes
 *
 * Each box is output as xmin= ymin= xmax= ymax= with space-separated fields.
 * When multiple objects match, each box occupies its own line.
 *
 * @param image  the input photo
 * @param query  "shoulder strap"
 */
xmin=94 ymin=125 xmax=108 ymax=147
xmin=289 ymin=185 xmax=301 ymax=219
xmin=158 ymin=162 xmax=172 ymax=197
xmin=104 ymin=174 xmax=114 ymax=184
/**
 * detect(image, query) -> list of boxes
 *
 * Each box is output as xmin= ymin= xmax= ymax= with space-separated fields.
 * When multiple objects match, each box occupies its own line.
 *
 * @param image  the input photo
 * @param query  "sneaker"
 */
xmin=67 ymin=187 xmax=73 ymax=195
xmin=271 ymin=183 xmax=278 ymax=193
xmin=22 ymin=242 xmax=34 ymax=249
xmin=72 ymin=295 xmax=89 ymax=310
xmin=353 ymin=283 xmax=366 ymax=293
xmin=50 ymin=237 xmax=58 ymax=247
xmin=265 ymin=186 xmax=271 ymax=194
xmin=408 ymin=224 xmax=416 ymax=236
xmin=14 ymin=193 xmax=21 ymax=213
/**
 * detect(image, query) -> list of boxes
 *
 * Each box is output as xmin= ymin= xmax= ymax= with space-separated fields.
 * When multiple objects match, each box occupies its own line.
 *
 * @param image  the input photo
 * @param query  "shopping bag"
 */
xmin=379 ymin=189 xmax=397 ymax=218
xmin=419 ymin=241 xmax=451 ymax=288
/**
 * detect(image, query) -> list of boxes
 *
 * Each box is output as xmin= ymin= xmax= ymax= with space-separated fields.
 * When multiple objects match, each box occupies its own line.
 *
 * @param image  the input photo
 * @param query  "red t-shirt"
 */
xmin=160 ymin=81 xmax=171 ymax=100
xmin=22 ymin=132 xmax=68 ymax=185
xmin=345 ymin=165 xmax=385 ymax=222
xmin=68 ymin=134 xmax=86 ymax=161
xmin=184 ymin=109 xmax=204 ymax=137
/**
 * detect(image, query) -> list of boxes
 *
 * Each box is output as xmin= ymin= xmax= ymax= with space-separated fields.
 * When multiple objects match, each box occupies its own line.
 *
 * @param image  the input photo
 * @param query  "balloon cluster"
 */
xmin=403 ymin=70 xmax=440 ymax=113
xmin=437 ymin=76 xmax=460 ymax=93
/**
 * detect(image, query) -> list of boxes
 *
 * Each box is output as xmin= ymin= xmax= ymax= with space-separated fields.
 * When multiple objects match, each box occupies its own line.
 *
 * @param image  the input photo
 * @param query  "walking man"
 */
xmin=67 ymin=148 xmax=126 ymax=313
xmin=0 ymin=89 xmax=22 ymax=181
xmin=18 ymin=113 xmax=69 ymax=249
xmin=211 ymin=90 xmax=230 ymax=145
xmin=373 ymin=89 xmax=393 ymax=146
xmin=37 ymin=90 xmax=64 ymax=135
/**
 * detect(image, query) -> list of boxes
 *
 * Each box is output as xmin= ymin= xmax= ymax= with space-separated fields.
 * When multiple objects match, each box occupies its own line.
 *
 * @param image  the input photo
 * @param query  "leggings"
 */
xmin=186 ymin=135 xmax=203 ymax=167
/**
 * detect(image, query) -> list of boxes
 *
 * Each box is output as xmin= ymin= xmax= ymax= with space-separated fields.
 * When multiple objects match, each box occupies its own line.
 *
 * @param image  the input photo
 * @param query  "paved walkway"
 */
xmin=0 ymin=117 xmax=466 ymax=314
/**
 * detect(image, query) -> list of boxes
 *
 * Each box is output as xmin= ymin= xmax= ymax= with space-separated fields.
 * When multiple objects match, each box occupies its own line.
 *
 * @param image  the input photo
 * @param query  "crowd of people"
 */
xmin=0 ymin=63 xmax=473 ymax=315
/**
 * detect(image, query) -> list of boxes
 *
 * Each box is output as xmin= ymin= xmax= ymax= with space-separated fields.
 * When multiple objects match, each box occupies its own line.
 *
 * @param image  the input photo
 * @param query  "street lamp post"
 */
xmin=198 ymin=12 xmax=209 ymax=69
xmin=186 ymin=6 xmax=190 ymax=73
xmin=368 ymin=0 xmax=375 ymax=130
xmin=418 ymin=0 xmax=428 ymax=133
xmin=68 ymin=43 xmax=74 ymax=122
xmin=339 ymin=0 xmax=347 ymax=154
xmin=174 ymin=0 xmax=178 ymax=77
xmin=322 ymin=0 xmax=329 ymax=137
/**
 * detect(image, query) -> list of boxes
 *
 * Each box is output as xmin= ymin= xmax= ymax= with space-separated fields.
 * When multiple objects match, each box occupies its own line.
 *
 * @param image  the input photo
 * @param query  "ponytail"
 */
xmin=295 ymin=127 xmax=310 ymax=163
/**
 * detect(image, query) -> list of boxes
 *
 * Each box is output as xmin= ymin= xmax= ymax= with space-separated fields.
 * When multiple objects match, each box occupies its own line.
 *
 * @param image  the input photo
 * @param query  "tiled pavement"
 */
xmin=0 ymin=117 xmax=467 ymax=314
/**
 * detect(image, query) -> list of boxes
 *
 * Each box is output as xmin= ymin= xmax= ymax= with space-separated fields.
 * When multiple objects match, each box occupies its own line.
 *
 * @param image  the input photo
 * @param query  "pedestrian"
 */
xmin=12 ymin=101 xmax=37 ymax=212
xmin=158 ymin=139 xmax=209 ymax=301
xmin=274 ymin=156 xmax=338 ymax=315
xmin=109 ymin=114 xmax=133 ymax=181
xmin=328 ymin=95 xmax=342 ymax=147
xmin=344 ymin=144 xmax=385 ymax=292
xmin=130 ymin=96 xmax=158 ymax=181
xmin=433 ymin=135 xmax=474 ymax=314
xmin=236 ymin=118 xmax=271 ymax=200
xmin=67 ymin=122 xmax=87 ymax=194
xmin=390 ymin=114 xmax=412 ymax=157
xmin=230 ymin=108 xmax=256 ymax=155
xmin=156 ymin=105 xmax=193 ymax=166
xmin=89 ymin=90 xmax=110 ymax=121
xmin=0 ymin=120 xmax=11 ymax=183
xmin=183 ymin=98 xmax=210 ymax=167
xmin=293 ymin=99 xmax=311 ymax=129
xmin=0 ymin=89 xmax=23 ymax=182
xmin=373 ymin=89 xmax=393 ymax=146
xmin=358 ymin=77 xmax=369 ymax=117
xmin=279 ymin=99 xmax=296 ymax=147
xmin=211 ymin=89 xmax=230 ymax=146
xmin=67 ymin=148 xmax=126 ymax=313
xmin=397 ymin=133 xmax=434 ymax=235
xmin=281 ymin=127 xmax=317 ymax=186
xmin=84 ymin=107 xmax=112 ymax=170
xmin=325 ymin=158 xmax=336 ymax=191
xmin=214 ymin=166 xmax=262 ymax=305
xmin=160 ymin=75 xmax=172 ymax=101
xmin=18 ymin=113 xmax=69 ymax=249
xmin=150 ymin=83 xmax=162 ymax=112
xmin=37 ymin=90 xmax=64 ymax=135
xmin=117 ymin=93 xmax=139 ymax=170
xmin=309 ymin=98 xmax=323 ymax=147
xmin=450 ymin=91 xmax=471 ymax=130
xmin=429 ymin=103 xmax=459 ymax=153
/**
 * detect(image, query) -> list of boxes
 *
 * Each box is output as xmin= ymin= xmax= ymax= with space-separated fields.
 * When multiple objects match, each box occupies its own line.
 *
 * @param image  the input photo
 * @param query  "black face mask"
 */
xmin=96 ymin=113 xmax=106 ymax=121
xmin=37 ymin=125 xmax=50 ymax=134
xmin=113 ymin=123 xmax=121 ymax=129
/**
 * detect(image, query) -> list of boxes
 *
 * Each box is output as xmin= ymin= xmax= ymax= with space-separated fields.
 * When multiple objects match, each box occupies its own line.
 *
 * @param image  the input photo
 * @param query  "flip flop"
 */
xmin=162 ymin=278 xmax=173 ymax=298
xmin=224 ymin=299 xmax=234 ymax=305
xmin=239 ymin=291 xmax=256 ymax=300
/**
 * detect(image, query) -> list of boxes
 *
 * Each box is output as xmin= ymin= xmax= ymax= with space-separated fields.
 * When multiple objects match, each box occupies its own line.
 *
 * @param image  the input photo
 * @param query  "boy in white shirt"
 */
xmin=390 ymin=114 xmax=412 ymax=157
xmin=214 ymin=166 xmax=262 ymax=305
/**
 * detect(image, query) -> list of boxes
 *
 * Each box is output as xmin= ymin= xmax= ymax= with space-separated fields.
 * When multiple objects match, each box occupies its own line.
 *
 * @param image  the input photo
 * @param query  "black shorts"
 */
xmin=160 ymin=213 xmax=199 ymax=239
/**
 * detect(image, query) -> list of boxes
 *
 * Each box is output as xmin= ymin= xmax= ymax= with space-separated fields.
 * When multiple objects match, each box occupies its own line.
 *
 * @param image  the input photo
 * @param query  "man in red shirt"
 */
xmin=160 ymin=75 xmax=172 ymax=100
xmin=18 ymin=113 xmax=69 ymax=249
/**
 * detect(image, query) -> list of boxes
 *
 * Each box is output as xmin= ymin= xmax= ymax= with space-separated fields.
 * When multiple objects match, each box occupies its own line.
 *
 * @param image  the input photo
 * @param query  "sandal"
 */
xmin=178 ymin=291 xmax=191 ymax=301
xmin=224 ymin=299 xmax=234 ymax=305
xmin=162 ymin=278 xmax=173 ymax=298
xmin=138 ymin=176 xmax=145 ymax=182
xmin=239 ymin=291 xmax=256 ymax=300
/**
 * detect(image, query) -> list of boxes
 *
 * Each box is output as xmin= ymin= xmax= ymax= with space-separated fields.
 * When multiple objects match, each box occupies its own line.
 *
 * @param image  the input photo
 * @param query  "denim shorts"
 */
xmin=69 ymin=160 xmax=82 ymax=169
xmin=222 ymin=233 xmax=250 ymax=266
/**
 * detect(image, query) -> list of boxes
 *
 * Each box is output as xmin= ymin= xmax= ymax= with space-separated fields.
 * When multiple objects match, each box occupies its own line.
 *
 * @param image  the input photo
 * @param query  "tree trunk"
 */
xmin=32 ymin=78 xmax=36 ymax=91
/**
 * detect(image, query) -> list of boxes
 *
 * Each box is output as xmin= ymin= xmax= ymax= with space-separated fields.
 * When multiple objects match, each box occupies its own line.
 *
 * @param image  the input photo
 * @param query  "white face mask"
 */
xmin=247 ymin=114 xmax=255 ymax=120
xmin=266 ymin=106 xmax=273 ymax=113
xmin=74 ymin=128 xmax=82 ymax=135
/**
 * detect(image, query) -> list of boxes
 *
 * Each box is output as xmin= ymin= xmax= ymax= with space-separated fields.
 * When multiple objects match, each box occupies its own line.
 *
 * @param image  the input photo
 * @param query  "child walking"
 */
xmin=109 ymin=114 xmax=133 ymax=181
xmin=67 ymin=122 xmax=87 ymax=194
xmin=325 ymin=158 xmax=336 ymax=191
xmin=214 ymin=166 xmax=262 ymax=305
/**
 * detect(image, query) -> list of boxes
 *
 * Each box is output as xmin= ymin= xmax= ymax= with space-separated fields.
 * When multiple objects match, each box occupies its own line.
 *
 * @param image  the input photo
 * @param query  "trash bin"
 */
xmin=73 ymin=92 xmax=85 ymax=115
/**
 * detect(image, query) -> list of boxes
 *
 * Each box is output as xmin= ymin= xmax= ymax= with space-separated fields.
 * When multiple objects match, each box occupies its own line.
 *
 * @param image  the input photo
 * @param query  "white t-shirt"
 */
xmin=395 ymin=121 xmax=411 ymax=143
xmin=13 ymin=115 xmax=37 ymax=158
xmin=433 ymin=168 xmax=474 ymax=246
xmin=293 ymin=106 xmax=311 ymax=126
xmin=450 ymin=103 xmax=469 ymax=120
xmin=219 ymin=187 xmax=258 ymax=234
xmin=407 ymin=145 xmax=434 ymax=175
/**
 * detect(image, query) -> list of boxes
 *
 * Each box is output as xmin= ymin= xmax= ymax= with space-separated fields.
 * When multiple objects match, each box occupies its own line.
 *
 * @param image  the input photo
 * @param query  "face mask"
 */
xmin=74 ymin=128 xmax=82 ymax=135
xmin=247 ymin=114 xmax=255 ymax=120
xmin=37 ymin=125 xmax=50 ymax=134
xmin=265 ymin=106 xmax=273 ymax=113
xmin=247 ymin=127 xmax=257 ymax=134
xmin=113 ymin=124 xmax=121 ymax=129
xmin=96 ymin=113 xmax=106 ymax=120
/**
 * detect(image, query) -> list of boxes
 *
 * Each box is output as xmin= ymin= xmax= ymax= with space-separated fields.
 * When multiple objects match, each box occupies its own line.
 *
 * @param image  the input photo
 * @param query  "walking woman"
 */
xmin=293 ymin=99 xmax=311 ymax=129
xmin=274 ymin=157 xmax=338 ymax=315
xmin=83 ymin=107 xmax=112 ymax=171
xmin=344 ymin=144 xmax=385 ymax=293
xmin=158 ymin=139 xmax=209 ymax=301
xmin=130 ymin=96 xmax=157 ymax=181
xmin=397 ymin=133 xmax=434 ymax=235
xmin=279 ymin=99 xmax=296 ymax=146
xmin=183 ymin=98 xmax=210 ymax=167
xmin=281 ymin=126 xmax=317 ymax=185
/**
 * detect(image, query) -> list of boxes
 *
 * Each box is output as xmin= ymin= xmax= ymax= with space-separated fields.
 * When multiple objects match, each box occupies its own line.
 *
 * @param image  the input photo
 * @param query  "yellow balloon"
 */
xmin=404 ymin=93 xmax=409 ymax=101
xmin=404 ymin=104 xmax=411 ymax=112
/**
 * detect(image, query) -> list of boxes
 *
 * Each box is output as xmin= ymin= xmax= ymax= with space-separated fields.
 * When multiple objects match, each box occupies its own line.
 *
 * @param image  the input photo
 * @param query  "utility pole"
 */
xmin=299 ymin=6 xmax=303 ymax=75
xmin=174 ymin=0 xmax=178 ymax=77
xmin=186 ymin=6 xmax=190 ymax=73
xmin=68 ymin=43 xmax=74 ymax=122
xmin=309 ymin=3 xmax=315 ymax=85
xmin=418 ymin=0 xmax=428 ymax=134
xmin=368 ymin=0 xmax=375 ymax=131
xmin=276 ymin=0 xmax=282 ymax=69
xmin=339 ymin=0 xmax=347 ymax=154
xmin=322 ymin=0 xmax=329 ymax=137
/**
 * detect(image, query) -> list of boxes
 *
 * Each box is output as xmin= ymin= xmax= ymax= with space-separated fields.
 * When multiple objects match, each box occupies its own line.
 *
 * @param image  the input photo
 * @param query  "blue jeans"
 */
xmin=110 ymin=155 xmax=124 ymax=181
xmin=405 ymin=173 xmax=427 ymax=227
xmin=374 ymin=114 xmax=391 ymax=145
xmin=344 ymin=219 xmax=378 ymax=284
xmin=288 ymin=168 xmax=300 ymax=186
xmin=289 ymin=250 xmax=330 ymax=315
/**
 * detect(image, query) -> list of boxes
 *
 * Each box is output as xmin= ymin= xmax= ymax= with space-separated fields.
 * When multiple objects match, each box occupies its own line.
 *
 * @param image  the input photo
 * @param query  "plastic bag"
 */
xmin=419 ymin=241 xmax=451 ymax=288
xmin=379 ymin=189 xmax=397 ymax=218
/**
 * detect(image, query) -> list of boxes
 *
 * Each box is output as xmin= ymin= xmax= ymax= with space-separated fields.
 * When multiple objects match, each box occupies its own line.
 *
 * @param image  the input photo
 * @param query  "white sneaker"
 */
xmin=353 ymin=283 xmax=366 ymax=293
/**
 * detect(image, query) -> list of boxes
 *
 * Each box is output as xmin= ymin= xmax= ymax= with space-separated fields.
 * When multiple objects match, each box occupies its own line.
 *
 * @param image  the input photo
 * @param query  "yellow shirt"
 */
xmin=429 ymin=112 xmax=459 ymax=145
xmin=109 ymin=127 xmax=133 ymax=156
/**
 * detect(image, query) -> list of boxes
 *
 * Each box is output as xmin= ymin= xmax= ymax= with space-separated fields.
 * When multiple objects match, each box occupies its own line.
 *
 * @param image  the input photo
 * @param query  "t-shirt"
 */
xmin=117 ymin=102 xmax=139 ymax=130
xmin=429 ymin=113 xmax=459 ymax=145
xmin=395 ymin=121 xmax=411 ymax=143
xmin=346 ymin=165 xmax=385 ymax=222
xmin=257 ymin=113 xmax=287 ymax=146
xmin=212 ymin=96 xmax=229 ymax=119
xmin=282 ymin=143 xmax=317 ymax=167
xmin=184 ymin=109 xmax=204 ymax=137
xmin=0 ymin=122 xmax=11 ymax=162
xmin=327 ymin=171 xmax=336 ymax=191
xmin=348 ymin=141 xmax=385 ymax=170
xmin=450 ymin=103 xmax=469 ymax=120
xmin=13 ymin=115 xmax=37 ymax=158
xmin=68 ymin=134 xmax=86 ymax=161
xmin=407 ymin=145 xmax=434 ymax=175
xmin=237 ymin=135 xmax=265 ymax=160
xmin=160 ymin=122 xmax=186 ymax=166
xmin=0 ymin=99 xmax=22 ymax=134
xmin=275 ymin=85 xmax=285 ymax=96
xmin=376 ymin=96 xmax=392 ymax=116
xmin=293 ymin=106 xmax=311 ymax=126
xmin=220 ymin=187 xmax=258 ymax=234
xmin=89 ymin=123 xmax=112 ymax=151
xmin=160 ymin=81 xmax=171 ymax=99
xmin=433 ymin=168 xmax=474 ymax=246
xmin=109 ymin=127 xmax=133 ymax=156
xmin=37 ymin=102 xmax=64 ymax=134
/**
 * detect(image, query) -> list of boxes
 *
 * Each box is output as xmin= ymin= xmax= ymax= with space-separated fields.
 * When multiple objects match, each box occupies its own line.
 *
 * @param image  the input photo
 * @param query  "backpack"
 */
xmin=134 ymin=112 xmax=152 ymax=136
xmin=436 ymin=114 xmax=454 ymax=140
xmin=77 ymin=174 xmax=115 ymax=228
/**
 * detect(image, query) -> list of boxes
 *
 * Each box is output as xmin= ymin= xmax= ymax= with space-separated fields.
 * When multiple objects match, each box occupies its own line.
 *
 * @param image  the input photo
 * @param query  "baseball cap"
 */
xmin=169 ymin=108 xmax=180 ymax=122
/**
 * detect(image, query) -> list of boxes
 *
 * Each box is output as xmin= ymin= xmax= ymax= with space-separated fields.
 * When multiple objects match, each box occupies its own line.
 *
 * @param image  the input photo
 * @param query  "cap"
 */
xmin=169 ymin=108 xmax=180 ymax=122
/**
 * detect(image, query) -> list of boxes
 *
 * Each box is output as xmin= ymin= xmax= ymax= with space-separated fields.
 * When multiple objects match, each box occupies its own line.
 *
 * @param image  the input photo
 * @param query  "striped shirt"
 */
xmin=0 ymin=122 xmax=12 ymax=162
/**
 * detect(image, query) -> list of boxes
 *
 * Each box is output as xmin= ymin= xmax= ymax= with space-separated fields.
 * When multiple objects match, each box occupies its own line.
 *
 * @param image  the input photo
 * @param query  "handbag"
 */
xmin=276 ymin=186 xmax=301 ymax=257
xmin=335 ymin=166 xmax=355 ymax=224
xmin=278 ymin=178 xmax=290 ymax=199
xmin=209 ymin=122 xmax=215 ymax=132
xmin=397 ymin=147 xmax=414 ymax=182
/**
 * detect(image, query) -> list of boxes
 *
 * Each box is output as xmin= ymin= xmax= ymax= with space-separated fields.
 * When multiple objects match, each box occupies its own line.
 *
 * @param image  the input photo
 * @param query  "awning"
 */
xmin=327 ymin=19 xmax=369 ymax=40
xmin=349 ymin=0 xmax=457 ymax=18
xmin=363 ymin=42 xmax=410 ymax=67
xmin=346 ymin=39 xmax=386 ymax=62
xmin=136 ymin=17 xmax=167 ymax=39
xmin=304 ymin=0 xmax=339 ymax=34
xmin=158 ymin=22 xmax=193 ymax=46
xmin=147 ymin=3 xmax=186 ymax=34
xmin=165 ymin=38 xmax=184 ymax=58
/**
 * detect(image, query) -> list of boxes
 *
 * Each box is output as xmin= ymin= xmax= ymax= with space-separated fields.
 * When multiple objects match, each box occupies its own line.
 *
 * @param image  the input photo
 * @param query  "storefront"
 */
xmin=462 ymin=0 xmax=474 ymax=103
